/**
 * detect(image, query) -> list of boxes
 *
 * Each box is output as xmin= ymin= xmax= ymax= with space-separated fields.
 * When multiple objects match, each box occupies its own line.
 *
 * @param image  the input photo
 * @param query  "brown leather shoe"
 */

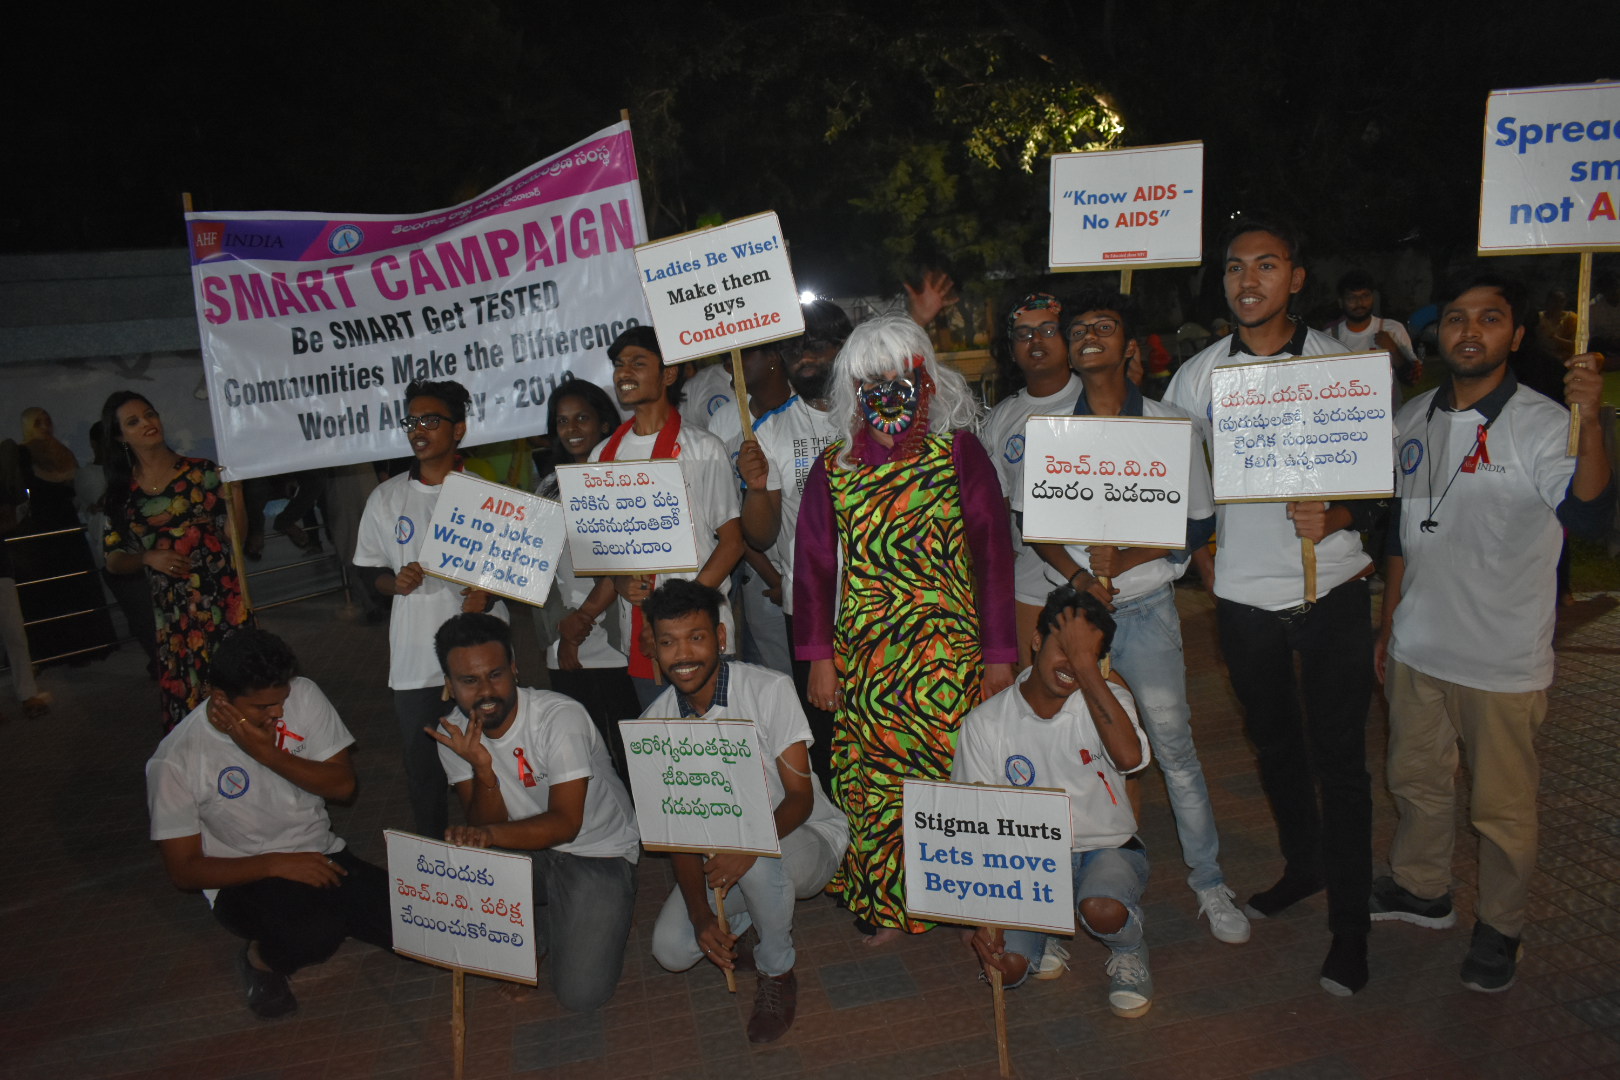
xmin=746 ymin=969 xmax=797 ymax=1043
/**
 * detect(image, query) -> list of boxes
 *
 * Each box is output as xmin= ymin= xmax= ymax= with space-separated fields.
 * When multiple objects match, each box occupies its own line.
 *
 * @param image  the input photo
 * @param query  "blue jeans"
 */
xmin=1003 ymin=842 xmax=1149 ymax=986
xmin=529 ymin=849 xmax=637 ymax=1012
xmin=1108 ymin=584 xmax=1224 ymax=893
xmin=651 ymin=825 xmax=842 ymax=977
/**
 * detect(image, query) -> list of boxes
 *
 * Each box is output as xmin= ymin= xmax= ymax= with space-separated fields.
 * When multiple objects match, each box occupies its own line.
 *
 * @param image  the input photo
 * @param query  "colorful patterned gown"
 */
xmin=823 ymin=433 xmax=982 ymax=932
xmin=105 ymin=458 xmax=252 ymax=731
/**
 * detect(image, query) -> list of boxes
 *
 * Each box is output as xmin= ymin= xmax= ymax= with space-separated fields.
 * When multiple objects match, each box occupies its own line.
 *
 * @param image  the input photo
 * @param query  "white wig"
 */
xmin=827 ymin=315 xmax=981 ymax=469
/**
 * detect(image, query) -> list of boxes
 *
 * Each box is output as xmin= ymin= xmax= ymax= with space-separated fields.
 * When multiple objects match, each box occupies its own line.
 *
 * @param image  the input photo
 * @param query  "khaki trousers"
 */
xmin=1385 ymin=659 xmax=1547 ymax=937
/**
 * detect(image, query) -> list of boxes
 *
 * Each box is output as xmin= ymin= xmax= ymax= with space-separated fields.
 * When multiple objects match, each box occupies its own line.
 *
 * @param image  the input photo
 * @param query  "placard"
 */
xmin=620 ymin=719 xmax=781 ymax=856
xmin=1210 ymin=352 xmax=1394 ymax=503
xmin=1049 ymin=142 xmax=1203 ymax=270
xmin=634 ymin=211 xmax=805 ymax=364
xmin=903 ymin=779 xmax=1075 ymax=935
xmin=186 ymin=120 xmax=651 ymax=481
xmin=1021 ymin=415 xmax=1192 ymax=548
xmin=554 ymin=459 xmax=700 ymax=575
xmin=1479 ymin=81 xmax=1620 ymax=254
xmin=385 ymin=830 xmax=537 ymax=984
xmin=416 ymin=472 xmax=565 ymax=604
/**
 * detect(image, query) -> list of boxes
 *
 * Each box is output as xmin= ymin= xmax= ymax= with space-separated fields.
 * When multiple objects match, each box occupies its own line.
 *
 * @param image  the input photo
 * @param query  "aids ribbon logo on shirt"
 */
xmin=1004 ymin=754 xmax=1036 ymax=787
xmin=1004 ymin=434 xmax=1025 ymax=464
xmin=1400 ymin=439 xmax=1424 ymax=475
xmin=396 ymin=515 xmax=415 ymax=544
xmin=218 ymin=765 xmax=250 ymax=799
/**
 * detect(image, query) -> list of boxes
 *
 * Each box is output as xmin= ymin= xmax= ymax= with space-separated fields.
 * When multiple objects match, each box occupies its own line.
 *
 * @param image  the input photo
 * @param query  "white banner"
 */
xmin=186 ymin=121 xmax=651 ymax=480
xmin=620 ymin=719 xmax=781 ymax=856
xmin=1479 ymin=81 xmax=1620 ymax=254
xmin=903 ymin=780 xmax=1075 ymax=935
xmin=416 ymin=472 xmax=565 ymax=605
xmin=554 ymin=460 xmax=699 ymax=575
xmin=634 ymin=211 xmax=804 ymax=364
xmin=1049 ymin=142 xmax=1203 ymax=270
xmin=1021 ymin=416 xmax=1192 ymax=548
xmin=385 ymin=830 xmax=537 ymax=984
xmin=1210 ymin=352 xmax=1394 ymax=503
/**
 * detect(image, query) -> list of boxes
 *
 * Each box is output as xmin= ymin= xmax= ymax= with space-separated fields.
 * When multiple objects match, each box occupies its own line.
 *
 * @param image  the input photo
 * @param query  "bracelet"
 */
xmin=1068 ymin=569 xmax=1089 ymax=588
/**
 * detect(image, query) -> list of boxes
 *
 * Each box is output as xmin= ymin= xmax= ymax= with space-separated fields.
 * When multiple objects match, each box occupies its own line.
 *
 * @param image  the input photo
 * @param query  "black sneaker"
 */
xmin=1369 ymin=875 xmax=1456 ymax=929
xmin=1461 ymin=922 xmax=1522 ymax=993
xmin=1243 ymin=872 xmax=1324 ymax=919
xmin=237 ymin=943 xmax=297 ymax=1019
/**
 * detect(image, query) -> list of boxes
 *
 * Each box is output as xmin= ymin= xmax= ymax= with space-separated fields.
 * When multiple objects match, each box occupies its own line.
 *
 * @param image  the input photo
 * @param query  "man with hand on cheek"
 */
xmin=146 ymin=629 xmax=393 ymax=1020
xmin=643 ymin=581 xmax=848 ymax=1043
xmin=428 ymin=613 xmax=640 ymax=1013
xmin=953 ymin=587 xmax=1154 ymax=1018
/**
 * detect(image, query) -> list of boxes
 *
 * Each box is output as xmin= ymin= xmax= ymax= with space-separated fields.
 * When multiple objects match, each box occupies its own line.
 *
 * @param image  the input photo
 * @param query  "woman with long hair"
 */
xmin=793 ymin=315 xmax=1017 ymax=944
xmin=100 ymin=392 xmax=251 ymax=731
xmin=534 ymin=379 xmax=637 ymax=779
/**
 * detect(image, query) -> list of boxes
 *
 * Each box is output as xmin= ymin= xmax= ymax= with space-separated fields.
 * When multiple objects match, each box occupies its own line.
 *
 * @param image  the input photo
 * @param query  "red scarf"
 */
xmin=597 ymin=409 xmax=682 ymax=678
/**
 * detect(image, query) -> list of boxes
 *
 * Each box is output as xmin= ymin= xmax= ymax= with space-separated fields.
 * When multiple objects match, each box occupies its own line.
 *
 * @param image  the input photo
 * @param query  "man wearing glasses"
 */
xmin=1015 ymin=288 xmax=1245 ymax=947
xmin=354 ymin=378 xmax=507 ymax=840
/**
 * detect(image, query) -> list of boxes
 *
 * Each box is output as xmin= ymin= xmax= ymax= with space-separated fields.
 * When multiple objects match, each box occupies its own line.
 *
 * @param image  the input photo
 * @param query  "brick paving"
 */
xmin=4 ymin=586 xmax=1620 ymax=1078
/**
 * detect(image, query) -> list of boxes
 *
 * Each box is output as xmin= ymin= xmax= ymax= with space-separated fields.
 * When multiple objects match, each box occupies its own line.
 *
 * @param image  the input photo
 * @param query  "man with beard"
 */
xmin=428 ymin=612 xmax=640 ymax=1012
xmin=1374 ymin=275 xmax=1612 ymax=992
xmin=1328 ymin=270 xmax=1421 ymax=386
xmin=564 ymin=327 xmax=744 ymax=708
xmin=1019 ymin=287 xmax=1245 ymax=946
xmin=643 ymin=580 xmax=847 ymax=1042
xmin=735 ymin=299 xmax=852 ymax=786
xmin=1164 ymin=218 xmax=1377 ymax=996
xmin=354 ymin=378 xmax=505 ymax=842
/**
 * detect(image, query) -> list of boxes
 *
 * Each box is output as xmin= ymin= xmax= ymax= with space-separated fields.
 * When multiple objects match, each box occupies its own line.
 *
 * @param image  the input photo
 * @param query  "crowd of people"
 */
xmin=118 ymin=215 xmax=1617 ymax=1042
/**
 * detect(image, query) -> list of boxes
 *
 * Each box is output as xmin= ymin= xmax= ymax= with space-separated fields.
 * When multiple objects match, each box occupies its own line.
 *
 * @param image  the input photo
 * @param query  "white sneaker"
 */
xmin=1104 ymin=945 xmax=1153 ymax=1018
xmin=1196 ymin=885 xmax=1252 ymax=944
xmin=1033 ymin=940 xmax=1070 ymax=981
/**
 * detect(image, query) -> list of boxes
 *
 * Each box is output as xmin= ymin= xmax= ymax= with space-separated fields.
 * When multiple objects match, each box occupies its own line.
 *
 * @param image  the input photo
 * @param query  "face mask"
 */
xmin=861 ymin=371 xmax=921 ymax=436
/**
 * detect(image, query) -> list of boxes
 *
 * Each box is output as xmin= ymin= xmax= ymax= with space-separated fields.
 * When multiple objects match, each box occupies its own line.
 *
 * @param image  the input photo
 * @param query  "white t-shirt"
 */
xmin=680 ymin=363 xmax=738 ymax=436
xmin=545 ymin=545 xmax=627 ymax=670
xmin=354 ymin=471 xmax=511 ymax=690
xmin=1165 ymin=327 xmax=1374 ymax=610
xmin=980 ymin=375 xmax=1084 ymax=605
xmin=753 ymin=397 xmax=846 ymax=616
xmin=1329 ymin=316 xmax=1416 ymax=365
xmin=147 ymin=677 xmax=353 ymax=902
xmin=952 ymin=671 xmax=1147 ymax=852
xmin=589 ymin=422 xmax=741 ymax=641
xmin=1010 ymin=393 xmax=1215 ymax=605
xmin=1388 ymin=381 xmax=1576 ymax=692
xmin=645 ymin=662 xmax=849 ymax=855
xmin=438 ymin=688 xmax=641 ymax=862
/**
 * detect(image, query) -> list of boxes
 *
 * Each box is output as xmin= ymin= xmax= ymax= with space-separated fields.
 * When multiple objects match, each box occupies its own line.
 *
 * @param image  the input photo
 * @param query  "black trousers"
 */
xmin=212 ymin=848 xmax=393 ymax=974
xmin=1215 ymin=578 xmax=1374 ymax=936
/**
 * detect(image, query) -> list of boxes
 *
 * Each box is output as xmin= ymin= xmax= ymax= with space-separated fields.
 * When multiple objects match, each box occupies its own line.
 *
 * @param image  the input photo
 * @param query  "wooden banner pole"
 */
xmin=989 ymin=926 xmax=1011 ymax=1078
xmin=1570 ymin=251 xmax=1594 ymax=457
xmin=1119 ymin=268 xmax=1135 ymax=296
xmin=183 ymin=190 xmax=253 ymax=613
xmin=452 ymin=968 xmax=466 ymax=1080
xmin=712 ymin=853 xmax=738 ymax=993
xmin=730 ymin=348 xmax=755 ymax=443
xmin=1302 ymin=538 xmax=1318 ymax=604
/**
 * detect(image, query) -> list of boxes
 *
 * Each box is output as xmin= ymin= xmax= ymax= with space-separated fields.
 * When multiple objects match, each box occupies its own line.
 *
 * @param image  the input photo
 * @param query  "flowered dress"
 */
xmin=105 ymin=458 xmax=251 ymax=731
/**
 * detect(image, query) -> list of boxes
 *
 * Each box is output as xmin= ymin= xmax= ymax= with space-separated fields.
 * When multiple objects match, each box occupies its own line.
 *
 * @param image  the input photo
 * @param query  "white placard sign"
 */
xmin=903 ymin=779 xmax=1075 ymax=935
xmin=1021 ymin=415 xmax=1192 ymax=549
xmin=416 ymin=471 xmax=566 ymax=605
xmin=554 ymin=459 xmax=700 ymax=575
xmin=1210 ymin=352 xmax=1395 ymax=503
xmin=1479 ymin=81 xmax=1620 ymax=254
xmin=620 ymin=719 xmax=782 ymax=856
xmin=634 ymin=211 xmax=806 ymax=364
xmin=1049 ymin=141 xmax=1203 ymax=270
xmin=385 ymin=830 xmax=537 ymax=984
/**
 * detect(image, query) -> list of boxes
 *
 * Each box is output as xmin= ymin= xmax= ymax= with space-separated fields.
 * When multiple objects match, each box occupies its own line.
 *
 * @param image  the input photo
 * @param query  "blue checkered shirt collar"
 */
xmin=676 ymin=659 xmax=731 ymax=717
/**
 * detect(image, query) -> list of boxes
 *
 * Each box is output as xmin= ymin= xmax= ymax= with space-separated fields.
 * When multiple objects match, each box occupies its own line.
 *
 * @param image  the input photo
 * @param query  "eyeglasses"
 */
xmin=402 ymin=413 xmax=452 ymax=432
xmin=1067 ymin=319 xmax=1121 ymax=341
xmin=860 ymin=377 xmax=918 ymax=411
xmin=1011 ymin=323 xmax=1062 ymax=343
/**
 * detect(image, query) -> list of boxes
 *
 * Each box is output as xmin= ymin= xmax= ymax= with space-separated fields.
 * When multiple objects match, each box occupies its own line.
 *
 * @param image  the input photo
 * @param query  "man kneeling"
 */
xmin=644 ymin=580 xmax=849 ymax=1042
xmin=953 ymin=587 xmax=1155 ymax=1018
xmin=146 ymin=629 xmax=393 ymax=1019
xmin=429 ymin=612 xmax=641 ymax=1012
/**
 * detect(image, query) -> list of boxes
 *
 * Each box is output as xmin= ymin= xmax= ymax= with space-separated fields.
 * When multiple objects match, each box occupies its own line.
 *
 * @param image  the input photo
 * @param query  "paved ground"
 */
xmin=5 ymin=584 xmax=1620 ymax=1079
